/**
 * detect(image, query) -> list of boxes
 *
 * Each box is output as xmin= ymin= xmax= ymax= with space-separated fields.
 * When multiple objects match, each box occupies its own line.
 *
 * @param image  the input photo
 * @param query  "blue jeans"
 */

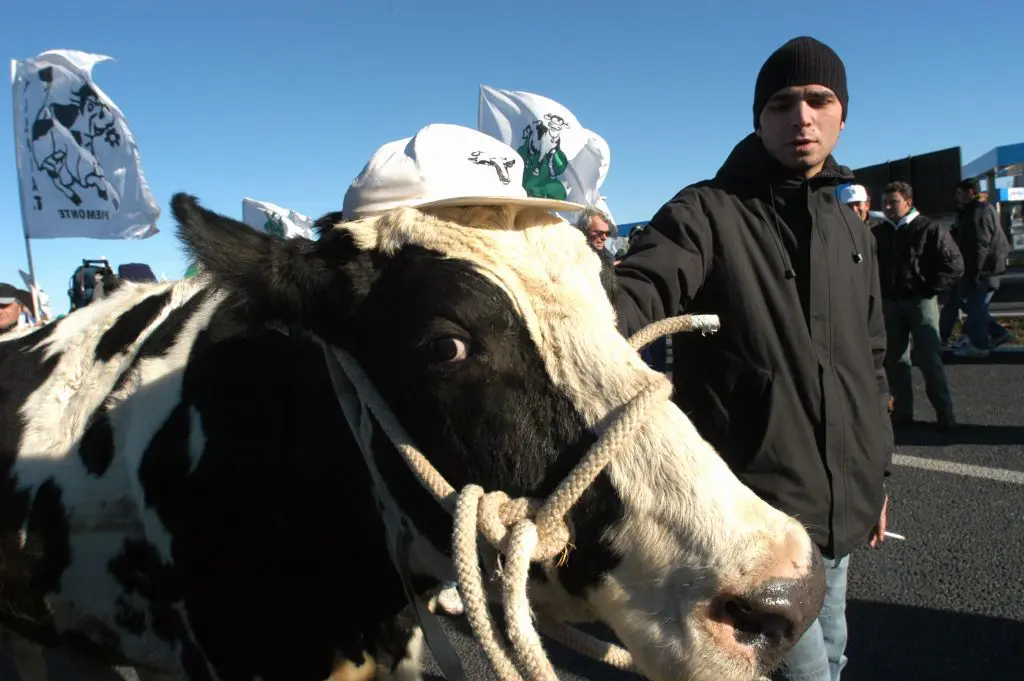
xmin=772 ymin=554 xmax=850 ymax=681
xmin=939 ymin=278 xmax=1010 ymax=348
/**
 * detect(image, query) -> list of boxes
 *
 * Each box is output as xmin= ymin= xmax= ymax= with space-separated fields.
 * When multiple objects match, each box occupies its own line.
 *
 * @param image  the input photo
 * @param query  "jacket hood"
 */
xmin=714 ymin=132 xmax=854 ymax=186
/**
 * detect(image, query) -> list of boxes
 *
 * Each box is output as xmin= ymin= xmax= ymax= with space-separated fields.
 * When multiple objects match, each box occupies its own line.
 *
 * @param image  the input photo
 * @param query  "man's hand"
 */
xmin=869 ymin=494 xmax=889 ymax=548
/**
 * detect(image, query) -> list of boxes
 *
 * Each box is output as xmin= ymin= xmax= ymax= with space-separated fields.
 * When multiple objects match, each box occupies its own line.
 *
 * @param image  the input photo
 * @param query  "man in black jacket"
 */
xmin=613 ymin=37 xmax=892 ymax=681
xmin=874 ymin=181 xmax=963 ymax=429
xmin=941 ymin=179 xmax=1012 ymax=357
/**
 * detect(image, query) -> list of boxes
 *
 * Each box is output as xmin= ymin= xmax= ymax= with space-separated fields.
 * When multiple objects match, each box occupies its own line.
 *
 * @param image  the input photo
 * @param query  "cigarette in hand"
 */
xmin=884 ymin=531 xmax=906 ymax=540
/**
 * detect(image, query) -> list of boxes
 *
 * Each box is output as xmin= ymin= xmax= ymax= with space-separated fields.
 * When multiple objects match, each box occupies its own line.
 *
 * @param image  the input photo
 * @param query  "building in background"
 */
xmin=852 ymin=146 xmax=963 ymax=229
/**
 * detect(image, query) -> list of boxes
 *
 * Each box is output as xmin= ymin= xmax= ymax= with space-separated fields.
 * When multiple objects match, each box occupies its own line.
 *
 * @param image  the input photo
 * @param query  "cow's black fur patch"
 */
xmin=94 ymin=291 xmax=173 ymax=362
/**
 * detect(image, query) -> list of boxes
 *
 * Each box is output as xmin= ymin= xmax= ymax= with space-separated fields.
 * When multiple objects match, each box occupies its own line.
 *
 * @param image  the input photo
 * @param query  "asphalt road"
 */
xmin=3 ymin=356 xmax=1022 ymax=681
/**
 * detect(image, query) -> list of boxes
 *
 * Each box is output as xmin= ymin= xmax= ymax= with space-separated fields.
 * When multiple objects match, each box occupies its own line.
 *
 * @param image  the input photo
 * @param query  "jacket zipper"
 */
xmin=815 ymin=192 xmax=848 ymax=556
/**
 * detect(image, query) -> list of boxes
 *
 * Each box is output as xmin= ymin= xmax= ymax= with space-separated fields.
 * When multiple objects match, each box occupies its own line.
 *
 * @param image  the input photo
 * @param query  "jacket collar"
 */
xmin=714 ymin=132 xmax=854 ymax=188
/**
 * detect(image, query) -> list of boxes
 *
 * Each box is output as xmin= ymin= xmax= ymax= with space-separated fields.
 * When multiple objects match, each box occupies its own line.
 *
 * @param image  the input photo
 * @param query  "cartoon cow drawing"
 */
xmin=30 ymin=66 xmax=121 ymax=210
xmin=516 ymin=113 xmax=570 ymax=201
xmin=467 ymin=150 xmax=517 ymax=185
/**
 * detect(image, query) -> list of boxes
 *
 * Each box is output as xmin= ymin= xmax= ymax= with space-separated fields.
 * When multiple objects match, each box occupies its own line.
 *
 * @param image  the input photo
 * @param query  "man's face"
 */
xmin=0 ymin=301 xmax=23 ymax=331
xmin=586 ymin=216 xmax=611 ymax=251
xmin=758 ymin=85 xmax=845 ymax=177
xmin=848 ymin=200 xmax=870 ymax=222
xmin=955 ymin=187 xmax=975 ymax=207
xmin=883 ymin=192 xmax=912 ymax=222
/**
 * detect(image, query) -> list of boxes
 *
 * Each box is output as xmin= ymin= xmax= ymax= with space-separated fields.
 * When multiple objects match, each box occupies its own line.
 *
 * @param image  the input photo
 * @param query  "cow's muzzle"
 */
xmin=711 ymin=545 xmax=826 ymax=673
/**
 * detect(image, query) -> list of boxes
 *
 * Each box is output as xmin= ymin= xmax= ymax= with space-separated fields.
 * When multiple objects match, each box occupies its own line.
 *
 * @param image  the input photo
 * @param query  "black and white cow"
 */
xmin=0 ymin=194 xmax=825 ymax=681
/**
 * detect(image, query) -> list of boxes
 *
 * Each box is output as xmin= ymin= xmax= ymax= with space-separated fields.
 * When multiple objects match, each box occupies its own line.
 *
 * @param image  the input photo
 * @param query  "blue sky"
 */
xmin=3 ymin=0 xmax=1022 ymax=315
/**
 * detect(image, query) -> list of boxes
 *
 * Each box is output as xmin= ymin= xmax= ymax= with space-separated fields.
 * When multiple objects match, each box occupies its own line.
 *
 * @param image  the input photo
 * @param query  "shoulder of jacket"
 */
xmin=929 ymin=219 xmax=952 ymax=237
xmin=661 ymin=181 xmax=729 ymax=217
xmin=911 ymin=214 xmax=938 ymax=230
xmin=668 ymin=179 xmax=719 ymax=202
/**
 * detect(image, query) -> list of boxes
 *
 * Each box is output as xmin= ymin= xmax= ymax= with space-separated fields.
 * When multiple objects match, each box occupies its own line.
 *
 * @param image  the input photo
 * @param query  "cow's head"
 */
xmin=70 ymin=84 xmax=113 ymax=137
xmin=172 ymin=194 xmax=825 ymax=681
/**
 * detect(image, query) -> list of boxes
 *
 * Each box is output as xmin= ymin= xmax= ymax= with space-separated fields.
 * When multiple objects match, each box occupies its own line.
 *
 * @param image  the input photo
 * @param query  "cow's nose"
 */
xmin=717 ymin=546 xmax=825 ymax=668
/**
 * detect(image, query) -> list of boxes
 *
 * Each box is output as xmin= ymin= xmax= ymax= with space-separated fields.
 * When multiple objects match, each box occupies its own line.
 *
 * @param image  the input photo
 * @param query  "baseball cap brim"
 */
xmin=0 ymin=297 xmax=16 ymax=305
xmin=417 ymin=195 xmax=586 ymax=214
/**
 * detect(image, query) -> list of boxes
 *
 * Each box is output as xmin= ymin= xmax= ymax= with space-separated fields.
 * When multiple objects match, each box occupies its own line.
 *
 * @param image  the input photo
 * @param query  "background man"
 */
xmin=874 ymin=181 xmax=963 ymax=429
xmin=940 ymin=179 xmax=1012 ymax=357
xmin=838 ymin=183 xmax=882 ymax=226
xmin=575 ymin=206 xmax=617 ymax=266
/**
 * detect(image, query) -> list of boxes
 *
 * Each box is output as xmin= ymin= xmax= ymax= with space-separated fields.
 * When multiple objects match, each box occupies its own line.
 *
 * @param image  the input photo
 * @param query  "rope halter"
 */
xmin=324 ymin=313 xmax=720 ymax=681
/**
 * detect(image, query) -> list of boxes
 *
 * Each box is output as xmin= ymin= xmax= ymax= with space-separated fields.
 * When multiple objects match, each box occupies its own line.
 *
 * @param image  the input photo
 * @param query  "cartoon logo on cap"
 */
xmin=468 ymin=151 xmax=517 ymax=185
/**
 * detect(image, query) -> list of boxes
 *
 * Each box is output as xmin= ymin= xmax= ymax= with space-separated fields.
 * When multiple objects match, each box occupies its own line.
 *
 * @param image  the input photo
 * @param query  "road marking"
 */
xmin=893 ymin=454 xmax=1024 ymax=485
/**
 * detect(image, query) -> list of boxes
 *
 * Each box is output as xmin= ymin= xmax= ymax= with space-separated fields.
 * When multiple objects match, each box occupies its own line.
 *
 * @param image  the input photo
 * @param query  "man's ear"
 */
xmin=171 ymin=193 xmax=373 ymax=337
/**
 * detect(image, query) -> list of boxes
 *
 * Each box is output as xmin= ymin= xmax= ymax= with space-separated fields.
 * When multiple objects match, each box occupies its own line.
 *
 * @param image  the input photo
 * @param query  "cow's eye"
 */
xmin=425 ymin=337 xmax=470 ymax=364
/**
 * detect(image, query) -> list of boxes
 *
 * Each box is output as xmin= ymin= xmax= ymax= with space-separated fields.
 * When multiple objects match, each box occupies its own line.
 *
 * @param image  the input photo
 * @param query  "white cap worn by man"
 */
xmin=343 ymin=123 xmax=583 ymax=219
xmin=837 ymin=183 xmax=868 ymax=220
xmin=342 ymin=123 xmax=583 ymax=617
xmin=837 ymin=182 xmax=883 ymax=225
xmin=837 ymin=183 xmax=867 ymax=205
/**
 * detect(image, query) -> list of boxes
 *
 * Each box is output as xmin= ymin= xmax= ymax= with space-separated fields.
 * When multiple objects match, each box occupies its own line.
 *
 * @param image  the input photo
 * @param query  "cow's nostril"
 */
xmin=714 ymin=548 xmax=825 ymax=673
xmin=722 ymin=595 xmax=793 ymax=647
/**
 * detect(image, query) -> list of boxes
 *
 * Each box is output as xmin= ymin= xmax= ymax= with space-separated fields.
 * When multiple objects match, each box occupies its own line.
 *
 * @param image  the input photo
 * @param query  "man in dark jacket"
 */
xmin=613 ymin=37 xmax=892 ymax=681
xmin=874 ymin=181 xmax=963 ymax=429
xmin=942 ymin=179 xmax=1012 ymax=357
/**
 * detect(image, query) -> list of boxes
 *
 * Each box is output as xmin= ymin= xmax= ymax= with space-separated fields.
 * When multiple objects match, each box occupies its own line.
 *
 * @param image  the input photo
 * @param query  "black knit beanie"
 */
xmin=753 ymin=36 xmax=848 ymax=130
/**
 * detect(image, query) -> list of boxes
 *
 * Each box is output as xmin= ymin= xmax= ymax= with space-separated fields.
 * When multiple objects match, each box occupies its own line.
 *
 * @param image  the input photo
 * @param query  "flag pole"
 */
xmin=22 ymin=234 xmax=41 ymax=322
xmin=10 ymin=58 xmax=41 ymax=322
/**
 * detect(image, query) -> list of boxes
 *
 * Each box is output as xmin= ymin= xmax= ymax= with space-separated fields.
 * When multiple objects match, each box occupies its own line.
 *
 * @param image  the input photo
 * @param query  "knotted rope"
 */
xmin=326 ymin=313 xmax=720 ymax=681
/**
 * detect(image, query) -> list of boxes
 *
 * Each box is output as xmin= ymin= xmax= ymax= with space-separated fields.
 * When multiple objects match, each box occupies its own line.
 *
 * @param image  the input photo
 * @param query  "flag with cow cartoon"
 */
xmin=10 ymin=50 xmax=160 ymax=240
xmin=241 ymin=198 xmax=316 ymax=240
xmin=184 ymin=198 xmax=316 ymax=278
xmin=477 ymin=85 xmax=613 ymax=222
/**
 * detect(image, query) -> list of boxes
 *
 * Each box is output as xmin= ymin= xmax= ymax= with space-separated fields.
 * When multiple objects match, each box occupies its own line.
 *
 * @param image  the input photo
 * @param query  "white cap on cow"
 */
xmin=342 ymin=123 xmax=585 ymax=219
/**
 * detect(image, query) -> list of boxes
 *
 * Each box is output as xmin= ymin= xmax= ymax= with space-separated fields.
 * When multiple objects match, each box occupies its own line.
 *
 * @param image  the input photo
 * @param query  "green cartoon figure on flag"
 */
xmin=263 ymin=213 xmax=286 ymax=239
xmin=516 ymin=114 xmax=570 ymax=201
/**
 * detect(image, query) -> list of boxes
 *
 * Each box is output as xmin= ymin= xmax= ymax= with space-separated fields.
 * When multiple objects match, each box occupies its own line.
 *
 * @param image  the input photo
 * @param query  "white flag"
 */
xmin=477 ymin=85 xmax=612 ymax=219
xmin=241 ymin=198 xmax=316 ymax=240
xmin=588 ymin=130 xmax=611 ymax=196
xmin=18 ymin=269 xmax=52 ymax=321
xmin=593 ymin=194 xmax=615 ymax=229
xmin=10 ymin=50 xmax=160 ymax=240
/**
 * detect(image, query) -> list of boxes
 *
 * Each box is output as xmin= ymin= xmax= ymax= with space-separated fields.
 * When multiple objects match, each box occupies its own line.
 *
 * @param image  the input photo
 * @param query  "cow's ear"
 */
xmin=171 ymin=194 xmax=368 ymax=336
